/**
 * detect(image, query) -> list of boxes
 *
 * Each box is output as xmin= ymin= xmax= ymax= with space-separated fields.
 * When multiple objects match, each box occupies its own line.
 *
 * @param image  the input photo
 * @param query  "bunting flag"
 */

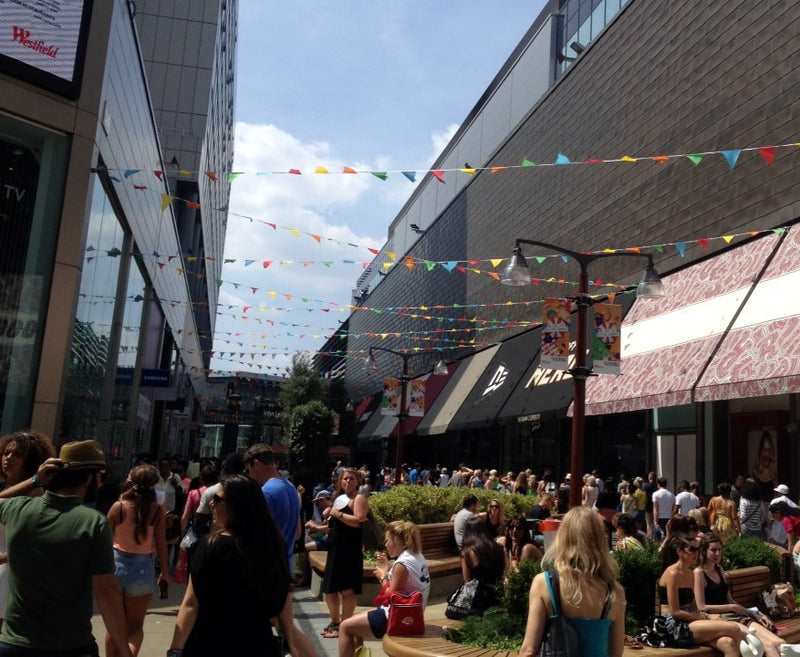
xmin=541 ymin=298 xmax=572 ymax=371
xmin=592 ymin=303 xmax=622 ymax=374
xmin=92 ymin=139 xmax=800 ymax=207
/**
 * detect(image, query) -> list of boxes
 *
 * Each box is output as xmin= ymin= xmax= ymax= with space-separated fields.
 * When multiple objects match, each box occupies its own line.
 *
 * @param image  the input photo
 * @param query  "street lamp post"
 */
xmin=501 ymin=239 xmax=665 ymax=509
xmin=365 ymin=347 xmax=448 ymax=486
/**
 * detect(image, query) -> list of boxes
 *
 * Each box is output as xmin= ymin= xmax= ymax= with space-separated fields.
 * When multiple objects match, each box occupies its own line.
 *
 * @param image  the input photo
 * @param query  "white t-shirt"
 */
xmin=652 ymin=488 xmax=676 ymax=520
xmin=453 ymin=508 xmax=473 ymax=548
xmin=387 ymin=549 xmax=431 ymax=608
xmin=674 ymin=491 xmax=700 ymax=515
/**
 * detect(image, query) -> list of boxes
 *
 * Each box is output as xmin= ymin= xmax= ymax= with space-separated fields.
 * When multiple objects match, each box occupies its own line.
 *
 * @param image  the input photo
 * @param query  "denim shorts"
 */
xmin=113 ymin=550 xmax=155 ymax=597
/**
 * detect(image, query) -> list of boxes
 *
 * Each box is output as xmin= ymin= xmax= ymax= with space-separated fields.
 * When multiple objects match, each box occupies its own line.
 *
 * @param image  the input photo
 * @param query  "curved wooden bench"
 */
xmin=383 ymin=566 xmax=800 ymax=657
xmin=308 ymin=522 xmax=462 ymax=604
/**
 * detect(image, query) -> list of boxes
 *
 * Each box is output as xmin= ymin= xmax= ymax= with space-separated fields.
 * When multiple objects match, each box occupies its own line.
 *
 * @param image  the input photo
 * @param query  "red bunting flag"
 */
xmin=758 ymin=146 xmax=775 ymax=164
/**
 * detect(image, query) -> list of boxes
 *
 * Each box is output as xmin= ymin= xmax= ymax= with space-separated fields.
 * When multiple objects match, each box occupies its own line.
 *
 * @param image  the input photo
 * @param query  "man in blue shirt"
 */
xmin=244 ymin=443 xmax=300 ymax=572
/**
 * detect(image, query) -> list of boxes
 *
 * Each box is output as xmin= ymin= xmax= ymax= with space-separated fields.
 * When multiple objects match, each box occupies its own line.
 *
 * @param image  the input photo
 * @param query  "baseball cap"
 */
xmin=774 ymin=484 xmax=790 ymax=496
xmin=313 ymin=490 xmax=331 ymax=502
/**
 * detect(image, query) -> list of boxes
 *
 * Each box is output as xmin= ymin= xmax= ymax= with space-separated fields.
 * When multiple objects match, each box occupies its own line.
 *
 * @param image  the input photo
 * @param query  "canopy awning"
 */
xmin=448 ymin=328 xmax=542 ymax=431
xmin=416 ymin=345 xmax=501 ymax=435
xmin=583 ymin=231 xmax=784 ymax=415
xmin=696 ymin=226 xmax=800 ymax=401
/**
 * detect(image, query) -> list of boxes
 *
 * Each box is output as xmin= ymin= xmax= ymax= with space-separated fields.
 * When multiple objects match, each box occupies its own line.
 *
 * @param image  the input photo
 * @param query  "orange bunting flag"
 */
xmin=186 ymin=201 xmax=200 ymax=209
xmin=342 ymin=166 xmax=356 ymax=174
xmin=205 ymin=171 xmax=217 ymax=181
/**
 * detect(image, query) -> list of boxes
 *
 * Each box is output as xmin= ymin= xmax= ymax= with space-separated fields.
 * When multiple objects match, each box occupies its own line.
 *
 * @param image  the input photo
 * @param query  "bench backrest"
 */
xmin=727 ymin=565 xmax=771 ymax=609
xmin=419 ymin=522 xmax=459 ymax=560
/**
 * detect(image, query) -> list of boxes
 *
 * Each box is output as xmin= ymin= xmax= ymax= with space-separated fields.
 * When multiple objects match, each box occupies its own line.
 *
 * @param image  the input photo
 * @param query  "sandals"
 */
xmin=321 ymin=622 xmax=340 ymax=638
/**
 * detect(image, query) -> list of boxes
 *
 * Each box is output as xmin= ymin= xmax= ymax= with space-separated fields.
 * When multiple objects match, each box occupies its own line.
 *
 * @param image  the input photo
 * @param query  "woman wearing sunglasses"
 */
xmin=168 ymin=475 xmax=292 ymax=656
xmin=658 ymin=533 xmax=747 ymax=657
xmin=693 ymin=534 xmax=784 ymax=657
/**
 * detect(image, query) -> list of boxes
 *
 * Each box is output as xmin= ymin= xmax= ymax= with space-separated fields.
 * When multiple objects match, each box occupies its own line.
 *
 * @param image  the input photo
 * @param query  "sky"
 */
xmin=209 ymin=1 xmax=548 ymax=377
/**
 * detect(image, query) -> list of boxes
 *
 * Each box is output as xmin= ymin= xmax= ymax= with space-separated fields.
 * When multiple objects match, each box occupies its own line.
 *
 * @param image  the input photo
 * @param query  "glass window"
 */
xmin=0 ymin=113 xmax=69 ymax=433
xmin=62 ymin=177 xmax=125 ymax=441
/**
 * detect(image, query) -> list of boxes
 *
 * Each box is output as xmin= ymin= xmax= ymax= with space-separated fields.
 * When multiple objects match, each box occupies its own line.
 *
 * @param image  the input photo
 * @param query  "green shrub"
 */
xmin=722 ymin=535 xmax=782 ymax=582
xmin=613 ymin=540 xmax=661 ymax=633
xmin=367 ymin=485 xmax=537 ymax=526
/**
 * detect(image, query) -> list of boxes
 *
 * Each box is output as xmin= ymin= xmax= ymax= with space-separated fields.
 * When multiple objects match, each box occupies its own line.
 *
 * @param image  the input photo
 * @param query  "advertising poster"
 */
xmin=541 ymin=297 xmax=571 ymax=370
xmin=592 ymin=303 xmax=622 ymax=374
xmin=408 ymin=378 xmax=426 ymax=417
xmin=381 ymin=376 xmax=399 ymax=415
xmin=0 ymin=0 xmax=92 ymax=97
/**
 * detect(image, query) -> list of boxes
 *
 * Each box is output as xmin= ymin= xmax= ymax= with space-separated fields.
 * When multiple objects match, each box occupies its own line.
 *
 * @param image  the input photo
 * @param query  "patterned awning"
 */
xmin=584 ymin=230 xmax=785 ymax=415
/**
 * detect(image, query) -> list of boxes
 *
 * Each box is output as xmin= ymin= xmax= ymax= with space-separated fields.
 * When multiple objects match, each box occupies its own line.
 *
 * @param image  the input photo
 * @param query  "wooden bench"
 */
xmin=309 ymin=522 xmax=462 ymax=605
xmin=383 ymin=566 xmax=800 ymax=657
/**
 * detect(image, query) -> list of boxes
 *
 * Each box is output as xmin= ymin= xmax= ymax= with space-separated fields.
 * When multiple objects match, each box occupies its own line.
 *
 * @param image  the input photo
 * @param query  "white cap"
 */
xmin=774 ymin=484 xmax=790 ymax=496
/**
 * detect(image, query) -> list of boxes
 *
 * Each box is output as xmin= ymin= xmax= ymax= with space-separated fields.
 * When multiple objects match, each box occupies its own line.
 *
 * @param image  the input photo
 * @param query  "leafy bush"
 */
xmin=613 ymin=540 xmax=661 ymax=633
xmin=722 ymin=535 xmax=782 ymax=582
xmin=368 ymin=485 xmax=537 ymax=526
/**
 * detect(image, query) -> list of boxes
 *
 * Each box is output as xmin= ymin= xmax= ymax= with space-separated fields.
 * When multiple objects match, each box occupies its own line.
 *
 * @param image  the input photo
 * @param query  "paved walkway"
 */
xmin=91 ymin=582 xmax=447 ymax=657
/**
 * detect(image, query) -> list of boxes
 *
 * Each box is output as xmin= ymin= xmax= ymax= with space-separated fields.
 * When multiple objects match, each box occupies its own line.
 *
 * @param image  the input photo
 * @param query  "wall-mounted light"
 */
xmin=570 ymin=41 xmax=585 ymax=54
xmin=410 ymin=223 xmax=426 ymax=234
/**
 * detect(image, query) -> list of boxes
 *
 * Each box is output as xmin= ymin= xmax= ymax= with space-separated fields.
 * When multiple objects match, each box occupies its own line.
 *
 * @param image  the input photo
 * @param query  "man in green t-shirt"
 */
xmin=0 ymin=439 xmax=132 ymax=657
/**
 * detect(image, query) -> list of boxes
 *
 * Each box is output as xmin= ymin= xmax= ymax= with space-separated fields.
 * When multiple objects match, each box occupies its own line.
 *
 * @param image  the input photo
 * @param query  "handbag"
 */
xmin=386 ymin=590 xmax=424 ymax=636
xmin=662 ymin=613 xmax=694 ymax=648
xmin=179 ymin=525 xmax=198 ymax=550
xmin=537 ymin=570 xmax=583 ymax=657
xmin=445 ymin=579 xmax=481 ymax=620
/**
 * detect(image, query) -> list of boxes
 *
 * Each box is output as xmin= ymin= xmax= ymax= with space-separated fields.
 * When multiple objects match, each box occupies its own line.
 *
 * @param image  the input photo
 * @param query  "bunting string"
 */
xmin=92 ymin=139 xmax=798 ymax=206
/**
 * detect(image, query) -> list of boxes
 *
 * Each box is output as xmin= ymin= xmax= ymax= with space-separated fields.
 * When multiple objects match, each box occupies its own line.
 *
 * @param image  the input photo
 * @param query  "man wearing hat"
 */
xmin=305 ymin=489 xmax=332 ymax=551
xmin=770 ymin=483 xmax=799 ymax=546
xmin=0 ymin=439 xmax=132 ymax=657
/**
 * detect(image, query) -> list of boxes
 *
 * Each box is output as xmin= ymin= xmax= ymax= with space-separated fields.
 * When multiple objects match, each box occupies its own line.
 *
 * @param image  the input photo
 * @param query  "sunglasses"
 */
xmin=489 ymin=504 xmax=499 ymax=509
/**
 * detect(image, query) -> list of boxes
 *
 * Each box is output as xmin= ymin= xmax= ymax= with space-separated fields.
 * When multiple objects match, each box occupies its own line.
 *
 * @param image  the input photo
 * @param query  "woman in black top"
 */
xmin=460 ymin=516 xmax=506 ymax=609
xmin=168 ymin=475 xmax=290 ymax=656
xmin=693 ymin=534 xmax=784 ymax=657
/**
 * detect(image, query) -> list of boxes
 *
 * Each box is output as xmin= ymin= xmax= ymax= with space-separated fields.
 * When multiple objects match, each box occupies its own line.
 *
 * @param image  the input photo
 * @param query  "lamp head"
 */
xmin=637 ymin=259 xmax=665 ymax=298
xmin=364 ymin=351 xmax=378 ymax=371
xmin=433 ymin=356 xmax=449 ymax=376
xmin=500 ymin=245 xmax=532 ymax=286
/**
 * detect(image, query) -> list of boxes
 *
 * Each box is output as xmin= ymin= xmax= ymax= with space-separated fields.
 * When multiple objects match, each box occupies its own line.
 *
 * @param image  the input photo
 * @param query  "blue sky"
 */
xmin=210 ymin=1 xmax=547 ymax=376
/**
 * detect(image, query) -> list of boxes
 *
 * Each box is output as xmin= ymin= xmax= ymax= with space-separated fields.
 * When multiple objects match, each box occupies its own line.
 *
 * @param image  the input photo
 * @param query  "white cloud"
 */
xmin=210 ymin=121 xmax=419 ymax=375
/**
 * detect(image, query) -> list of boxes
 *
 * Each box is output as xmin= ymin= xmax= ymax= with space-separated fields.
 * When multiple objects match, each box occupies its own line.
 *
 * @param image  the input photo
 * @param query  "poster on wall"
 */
xmin=0 ymin=0 xmax=93 ymax=98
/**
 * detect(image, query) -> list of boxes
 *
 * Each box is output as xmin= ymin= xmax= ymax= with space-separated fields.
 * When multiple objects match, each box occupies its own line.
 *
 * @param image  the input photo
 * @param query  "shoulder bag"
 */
xmin=536 ymin=570 xmax=583 ymax=657
xmin=445 ymin=579 xmax=482 ymax=620
xmin=386 ymin=590 xmax=424 ymax=636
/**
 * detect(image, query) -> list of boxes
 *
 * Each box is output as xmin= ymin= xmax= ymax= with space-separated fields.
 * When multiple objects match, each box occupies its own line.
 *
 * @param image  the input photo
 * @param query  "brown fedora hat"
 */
xmin=58 ymin=440 xmax=106 ymax=470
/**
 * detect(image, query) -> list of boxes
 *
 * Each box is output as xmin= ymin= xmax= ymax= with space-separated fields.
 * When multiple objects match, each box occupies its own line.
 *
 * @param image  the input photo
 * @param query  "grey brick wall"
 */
xmin=347 ymin=0 xmax=800 ymax=399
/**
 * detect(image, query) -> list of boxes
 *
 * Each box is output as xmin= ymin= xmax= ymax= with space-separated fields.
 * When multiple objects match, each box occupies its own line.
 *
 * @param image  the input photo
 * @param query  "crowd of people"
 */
xmin=1 ymin=429 xmax=798 ymax=657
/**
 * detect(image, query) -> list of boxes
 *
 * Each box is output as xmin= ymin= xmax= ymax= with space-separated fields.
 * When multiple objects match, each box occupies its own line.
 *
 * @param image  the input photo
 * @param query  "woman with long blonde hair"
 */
xmin=519 ymin=506 xmax=626 ymax=657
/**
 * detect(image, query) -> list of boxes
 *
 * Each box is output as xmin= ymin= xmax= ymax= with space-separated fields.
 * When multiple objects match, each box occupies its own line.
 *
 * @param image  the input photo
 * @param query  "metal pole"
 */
xmin=394 ymin=357 xmax=409 ymax=486
xmin=568 ymin=267 xmax=590 ymax=509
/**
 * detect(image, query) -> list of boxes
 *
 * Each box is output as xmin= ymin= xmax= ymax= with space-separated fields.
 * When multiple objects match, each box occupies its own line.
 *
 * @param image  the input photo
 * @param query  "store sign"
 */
xmin=140 ymin=368 xmax=170 ymax=387
xmin=480 ymin=363 xmax=509 ymax=399
xmin=0 ymin=0 xmax=94 ymax=98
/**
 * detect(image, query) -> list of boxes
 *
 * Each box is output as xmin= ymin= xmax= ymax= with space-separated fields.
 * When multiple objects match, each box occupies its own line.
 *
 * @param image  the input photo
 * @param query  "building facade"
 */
xmin=0 ymin=0 xmax=235 ymax=474
xmin=339 ymin=0 xmax=800 ymax=489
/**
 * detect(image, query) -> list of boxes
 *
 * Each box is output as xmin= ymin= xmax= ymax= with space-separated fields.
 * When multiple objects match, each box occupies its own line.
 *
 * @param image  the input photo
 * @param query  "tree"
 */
xmin=279 ymin=354 xmax=325 ymax=439
xmin=287 ymin=400 xmax=334 ymax=483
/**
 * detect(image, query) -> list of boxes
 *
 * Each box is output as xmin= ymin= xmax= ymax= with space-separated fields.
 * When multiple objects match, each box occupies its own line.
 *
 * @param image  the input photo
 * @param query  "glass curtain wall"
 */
xmin=62 ymin=177 xmax=126 ymax=442
xmin=0 ymin=113 xmax=69 ymax=434
xmin=557 ymin=0 xmax=630 ymax=76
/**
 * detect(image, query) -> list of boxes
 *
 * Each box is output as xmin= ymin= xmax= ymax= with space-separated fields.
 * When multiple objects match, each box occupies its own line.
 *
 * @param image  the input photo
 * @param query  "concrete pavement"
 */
xmin=92 ymin=582 xmax=453 ymax=657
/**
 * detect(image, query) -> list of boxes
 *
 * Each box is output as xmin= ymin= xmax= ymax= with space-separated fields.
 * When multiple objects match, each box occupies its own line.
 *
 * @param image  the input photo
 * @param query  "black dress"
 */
xmin=184 ymin=534 xmax=288 ymax=656
xmin=321 ymin=499 xmax=363 ymax=594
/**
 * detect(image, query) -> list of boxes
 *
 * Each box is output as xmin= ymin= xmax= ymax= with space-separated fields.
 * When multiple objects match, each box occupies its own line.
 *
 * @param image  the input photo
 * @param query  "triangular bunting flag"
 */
xmin=371 ymin=172 xmax=388 ymax=180
xmin=521 ymin=158 xmax=536 ymax=167
xmin=314 ymin=166 xmax=329 ymax=174
xmin=675 ymin=242 xmax=687 ymax=257
xmin=342 ymin=166 xmax=356 ymax=174
xmin=686 ymin=154 xmax=703 ymax=165
xmin=720 ymin=149 xmax=740 ymax=170
xmin=205 ymin=171 xmax=217 ymax=181
xmin=227 ymin=172 xmax=244 ymax=182
xmin=758 ymin=146 xmax=775 ymax=164
xmin=554 ymin=152 xmax=570 ymax=164
xmin=160 ymin=193 xmax=173 ymax=210
xmin=430 ymin=170 xmax=445 ymax=183
xmin=401 ymin=171 xmax=416 ymax=182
